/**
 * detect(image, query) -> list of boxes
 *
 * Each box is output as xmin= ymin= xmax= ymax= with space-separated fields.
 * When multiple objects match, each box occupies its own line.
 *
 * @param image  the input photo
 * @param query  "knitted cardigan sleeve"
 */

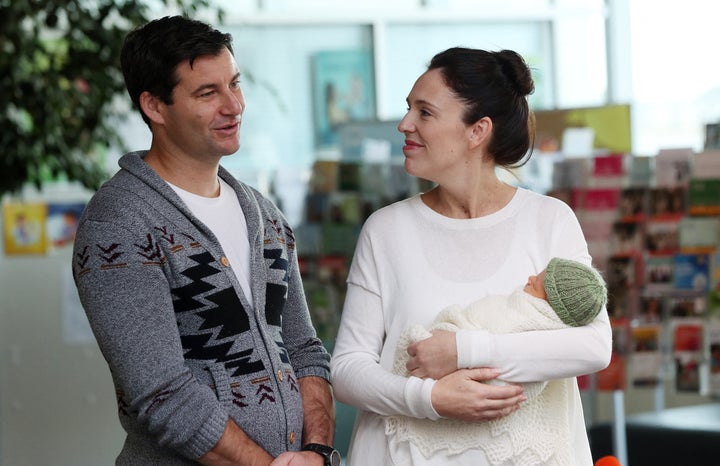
xmin=273 ymin=208 xmax=331 ymax=381
xmin=73 ymin=215 xmax=228 ymax=459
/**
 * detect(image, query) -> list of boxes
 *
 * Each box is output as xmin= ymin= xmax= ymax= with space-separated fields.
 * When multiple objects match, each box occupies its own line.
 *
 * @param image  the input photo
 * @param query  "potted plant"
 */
xmin=0 ymin=0 xmax=222 ymax=197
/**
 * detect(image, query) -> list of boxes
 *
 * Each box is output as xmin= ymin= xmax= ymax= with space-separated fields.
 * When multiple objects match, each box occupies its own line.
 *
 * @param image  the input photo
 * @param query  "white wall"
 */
xmin=0 ymin=184 xmax=124 ymax=465
xmin=0 ymin=249 xmax=125 ymax=465
xmin=4 ymin=1 xmax=717 ymax=464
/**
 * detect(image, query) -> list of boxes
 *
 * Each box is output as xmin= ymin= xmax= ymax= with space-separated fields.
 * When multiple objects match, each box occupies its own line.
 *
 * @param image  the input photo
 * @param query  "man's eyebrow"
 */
xmin=191 ymin=73 xmax=241 ymax=95
xmin=191 ymin=83 xmax=217 ymax=95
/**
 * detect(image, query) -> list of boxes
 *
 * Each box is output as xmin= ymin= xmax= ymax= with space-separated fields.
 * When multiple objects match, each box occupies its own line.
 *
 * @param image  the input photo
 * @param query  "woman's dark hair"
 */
xmin=120 ymin=15 xmax=234 ymax=128
xmin=428 ymin=47 xmax=535 ymax=168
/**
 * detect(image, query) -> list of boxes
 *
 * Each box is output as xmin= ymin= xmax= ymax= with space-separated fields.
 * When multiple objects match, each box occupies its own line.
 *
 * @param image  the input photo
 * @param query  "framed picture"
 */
xmin=3 ymin=202 xmax=48 ymax=255
xmin=705 ymin=122 xmax=720 ymax=150
xmin=312 ymin=50 xmax=376 ymax=148
xmin=46 ymin=202 xmax=85 ymax=249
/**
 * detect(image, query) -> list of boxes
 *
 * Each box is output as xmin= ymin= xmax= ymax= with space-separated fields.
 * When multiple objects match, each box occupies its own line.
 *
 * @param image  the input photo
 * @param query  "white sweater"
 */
xmin=330 ymin=189 xmax=612 ymax=466
xmin=389 ymin=288 xmax=578 ymax=465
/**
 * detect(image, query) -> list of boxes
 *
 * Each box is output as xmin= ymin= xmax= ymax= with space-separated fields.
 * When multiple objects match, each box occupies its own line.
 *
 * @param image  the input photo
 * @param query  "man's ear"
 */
xmin=469 ymin=116 xmax=492 ymax=149
xmin=139 ymin=91 xmax=166 ymax=125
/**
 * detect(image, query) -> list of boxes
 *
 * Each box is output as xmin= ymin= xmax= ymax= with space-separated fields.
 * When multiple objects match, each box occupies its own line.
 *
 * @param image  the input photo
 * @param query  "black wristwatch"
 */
xmin=302 ymin=443 xmax=341 ymax=466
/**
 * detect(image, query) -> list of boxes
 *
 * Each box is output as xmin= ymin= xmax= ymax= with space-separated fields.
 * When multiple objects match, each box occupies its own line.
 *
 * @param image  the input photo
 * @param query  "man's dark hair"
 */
xmin=120 ymin=15 xmax=234 ymax=127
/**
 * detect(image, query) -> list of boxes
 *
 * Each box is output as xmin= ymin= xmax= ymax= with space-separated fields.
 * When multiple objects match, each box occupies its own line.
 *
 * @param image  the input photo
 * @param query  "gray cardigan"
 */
xmin=72 ymin=152 xmax=330 ymax=464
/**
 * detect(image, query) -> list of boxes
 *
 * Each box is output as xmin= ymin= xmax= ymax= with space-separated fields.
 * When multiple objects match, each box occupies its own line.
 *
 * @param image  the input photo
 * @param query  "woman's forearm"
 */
xmin=457 ymin=312 xmax=612 ymax=382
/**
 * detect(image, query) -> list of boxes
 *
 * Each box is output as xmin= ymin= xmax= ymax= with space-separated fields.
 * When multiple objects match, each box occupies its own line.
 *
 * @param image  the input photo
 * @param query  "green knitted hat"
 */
xmin=544 ymin=258 xmax=607 ymax=327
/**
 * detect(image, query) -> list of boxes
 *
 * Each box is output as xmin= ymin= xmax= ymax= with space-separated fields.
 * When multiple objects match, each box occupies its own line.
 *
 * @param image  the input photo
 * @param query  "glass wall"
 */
xmin=381 ymin=21 xmax=554 ymax=117
xmin=225 ymin=24 xmax=375 ymax=172
xmin=223 ymin=14 xmax=607 ymax=173
xmin=212 ymin=6 xmax=609 ymax=223
xmin=628 ymin=0 xmax=720 ymax=155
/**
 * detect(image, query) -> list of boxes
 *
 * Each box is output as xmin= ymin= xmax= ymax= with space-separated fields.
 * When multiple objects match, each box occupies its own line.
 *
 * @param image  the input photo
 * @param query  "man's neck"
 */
xmin=144 ymin=147 xmax=221 ymax=198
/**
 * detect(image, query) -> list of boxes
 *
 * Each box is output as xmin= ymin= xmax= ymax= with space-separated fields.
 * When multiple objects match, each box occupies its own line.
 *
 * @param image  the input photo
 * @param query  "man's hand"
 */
xmin=198 ymin=418 xmax=274 ymax=466
xmin=431 ymin=368 xmax=526 ymax=421
xmin=406 ymin=329 xmax=457 ymax=379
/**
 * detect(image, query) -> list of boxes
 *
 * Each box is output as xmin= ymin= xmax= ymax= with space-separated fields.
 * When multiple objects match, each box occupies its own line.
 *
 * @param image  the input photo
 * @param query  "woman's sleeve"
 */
xmin=330 ymin=228 xmax=439 ymax=420
xmin=456 ymin=204 xmax=613 ymax=382
xmin=456 ymin=312 xmax=611 ymax=382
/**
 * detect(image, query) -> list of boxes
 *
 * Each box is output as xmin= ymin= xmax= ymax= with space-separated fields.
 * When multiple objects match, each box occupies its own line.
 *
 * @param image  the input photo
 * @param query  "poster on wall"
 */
xmin=61 ymin=266 xmax=95 ymax=345
xmin=534 ymin=104 xmax=632 ymax=155
xmin=46 ymin=202 xmax=85 ymax=249
xmin=709 ymin=321 xmax=720 ymax=396
xmin=312 ymin=50 xmax=376 ymax=148
xmin=672 ymin=320 xmax=704 ymax=393
xmin=2 ymin=202 xmax=48 ymax=255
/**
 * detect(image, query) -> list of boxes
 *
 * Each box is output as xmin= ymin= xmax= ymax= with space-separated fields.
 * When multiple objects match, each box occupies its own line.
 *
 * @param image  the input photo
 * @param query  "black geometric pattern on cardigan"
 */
xmin=97 ymin=242 xmax=124 ymax=263
xmin=198 ymin=287 xmax=250 ymax=339
xmin=154 ymin=226 xmax=176 ymax=245
xmin=172 ymin=251 xmax=218 ymax=313
xmin=174 ymin=252 xmax=264 ymax=377
xmin=182 ymin=334 xmax=263 ymax=377
xmin=117 ymin=391 xmax=130 ymax=416
xmin=275 ymin=336 xmax=291 ymax=364
xmin=265 ymin=283 xmax=286 ymax=328
xmin=75 ymin=245 xmax=90 ymax=269
xmin=267 ymin=218 xmax=295 ymax=246
xmin=134 ymin=233 xmax=163 ymax=261
xmin=264 ymin=248 xmax=288 ymax=327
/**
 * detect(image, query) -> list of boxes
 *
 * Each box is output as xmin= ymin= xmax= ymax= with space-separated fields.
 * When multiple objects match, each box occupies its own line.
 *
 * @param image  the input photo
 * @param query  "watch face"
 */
xmin=329 ymin=449 xmax=341 ymax=466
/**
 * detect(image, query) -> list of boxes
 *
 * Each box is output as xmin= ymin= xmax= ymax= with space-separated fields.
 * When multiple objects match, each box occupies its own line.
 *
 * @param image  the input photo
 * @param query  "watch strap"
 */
xmin=302 ymin=443 xmax=340 ymax=466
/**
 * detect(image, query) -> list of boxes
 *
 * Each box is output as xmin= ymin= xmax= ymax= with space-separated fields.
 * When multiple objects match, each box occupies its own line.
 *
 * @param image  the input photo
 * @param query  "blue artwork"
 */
xmin=313 ymin=50 xmax=376 ymax=148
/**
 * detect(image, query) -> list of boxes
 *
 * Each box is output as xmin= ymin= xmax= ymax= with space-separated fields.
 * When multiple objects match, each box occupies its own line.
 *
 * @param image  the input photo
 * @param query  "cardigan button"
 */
xmin=220 ymin=256 xmax=230 ymax=267
xmin=289 ymin=431 xmax=296 ymax=444
xmin=277 ymin=370 xmax=284 ymax=381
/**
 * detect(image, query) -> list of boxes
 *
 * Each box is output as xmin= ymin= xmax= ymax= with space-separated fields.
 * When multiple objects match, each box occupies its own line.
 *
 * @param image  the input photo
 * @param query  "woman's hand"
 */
xmin=431 ymin=368 xmax=526 ymax=422
xmin=406 ymin=330 xmax=457 ymax=379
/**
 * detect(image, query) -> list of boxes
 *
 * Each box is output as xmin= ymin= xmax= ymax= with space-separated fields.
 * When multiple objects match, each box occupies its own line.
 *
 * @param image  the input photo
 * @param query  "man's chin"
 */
xmin=219 ymin=142 xmax=241 ymax=156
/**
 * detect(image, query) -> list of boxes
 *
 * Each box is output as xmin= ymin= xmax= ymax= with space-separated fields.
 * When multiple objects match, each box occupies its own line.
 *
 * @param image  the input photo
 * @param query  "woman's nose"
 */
xmin=397 ymin=113 xmax=413 ymax=133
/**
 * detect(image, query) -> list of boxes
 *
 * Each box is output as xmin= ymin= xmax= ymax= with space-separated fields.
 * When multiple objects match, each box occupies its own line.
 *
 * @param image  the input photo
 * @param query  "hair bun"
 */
xmin=495 ymin=50 xmax=535 ymax=97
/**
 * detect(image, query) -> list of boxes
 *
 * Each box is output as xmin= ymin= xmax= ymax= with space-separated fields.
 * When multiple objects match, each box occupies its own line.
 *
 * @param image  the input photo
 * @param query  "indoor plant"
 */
xmin=0 ymin=0 xmax=222 ymax=196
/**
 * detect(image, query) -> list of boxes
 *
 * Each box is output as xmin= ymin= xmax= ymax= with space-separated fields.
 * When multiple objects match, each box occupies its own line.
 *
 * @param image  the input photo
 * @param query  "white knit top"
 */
xmin=388 ymin=288 xmax=576 ymax=465
xmin=330 ymin=189 xmax=612 ymax=466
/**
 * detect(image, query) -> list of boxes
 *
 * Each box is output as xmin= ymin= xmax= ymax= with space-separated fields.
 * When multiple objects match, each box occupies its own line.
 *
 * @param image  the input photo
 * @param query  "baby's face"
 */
xmin=524 ymin=270 xmax=548 ymax=300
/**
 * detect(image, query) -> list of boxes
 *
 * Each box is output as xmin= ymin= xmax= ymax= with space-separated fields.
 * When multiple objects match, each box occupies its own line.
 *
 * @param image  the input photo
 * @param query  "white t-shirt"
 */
xmin=169 ymin=178 xmax=253 ymax=307
xmin=330 ymin=189 xmax=612 ymax=466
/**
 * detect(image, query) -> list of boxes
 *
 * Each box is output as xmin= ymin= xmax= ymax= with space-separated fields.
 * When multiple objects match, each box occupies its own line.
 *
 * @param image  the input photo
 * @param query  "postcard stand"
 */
xmin=612 ymin=389 xmax=628 ymax=466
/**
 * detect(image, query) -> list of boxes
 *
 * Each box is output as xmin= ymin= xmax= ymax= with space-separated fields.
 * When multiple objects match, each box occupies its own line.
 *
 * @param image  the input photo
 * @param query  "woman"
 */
xmin=330 ymin=47 xmax=612 ymax=466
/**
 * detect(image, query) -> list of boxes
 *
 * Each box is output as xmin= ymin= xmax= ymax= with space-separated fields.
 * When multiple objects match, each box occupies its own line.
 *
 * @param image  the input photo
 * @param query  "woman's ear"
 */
xmin=469 ymin=116 xmax=492 ymax=149
xmin=139 ymin=91 xmax=165 ymax=126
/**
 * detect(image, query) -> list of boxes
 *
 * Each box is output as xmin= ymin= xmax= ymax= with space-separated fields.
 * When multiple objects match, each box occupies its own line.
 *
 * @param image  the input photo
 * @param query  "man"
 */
xmin=72 ymin=16 xmax=337 ymax=466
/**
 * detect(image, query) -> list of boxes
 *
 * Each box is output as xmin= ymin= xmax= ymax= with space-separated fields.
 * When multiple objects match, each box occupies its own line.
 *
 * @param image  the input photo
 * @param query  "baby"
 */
xmin=387 ymin=257 xmax=607 ymax=466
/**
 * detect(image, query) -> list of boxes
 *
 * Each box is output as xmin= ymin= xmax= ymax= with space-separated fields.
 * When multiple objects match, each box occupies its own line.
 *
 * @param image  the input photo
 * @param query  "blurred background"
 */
xmin=2 ymin=0 xmax=720 ymax=464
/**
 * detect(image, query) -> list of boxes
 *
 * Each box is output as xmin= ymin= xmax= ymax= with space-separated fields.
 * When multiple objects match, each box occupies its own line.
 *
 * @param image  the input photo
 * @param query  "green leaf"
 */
xmin=1 ymin=0 xmax=225 ymax=196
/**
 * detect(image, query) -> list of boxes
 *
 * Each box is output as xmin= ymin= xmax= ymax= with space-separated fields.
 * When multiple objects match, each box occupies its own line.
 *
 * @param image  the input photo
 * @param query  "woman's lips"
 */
xmin=403 ymin=139 xmax=423 ymax=151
